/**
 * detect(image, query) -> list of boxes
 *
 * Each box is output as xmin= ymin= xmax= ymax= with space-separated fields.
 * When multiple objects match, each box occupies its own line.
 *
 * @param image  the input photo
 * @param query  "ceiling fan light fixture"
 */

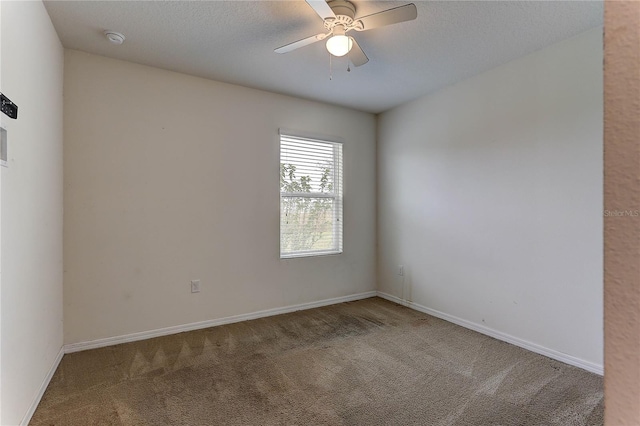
xmin=275 ymin=0 xmax=417 ymax=67
xmin=326 ymin=34 xmax=353 ymax=57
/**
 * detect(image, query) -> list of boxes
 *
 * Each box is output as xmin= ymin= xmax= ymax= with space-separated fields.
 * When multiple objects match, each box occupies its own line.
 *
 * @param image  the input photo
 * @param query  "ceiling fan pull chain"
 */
xmin=329 ymin=52 xmax=333 ymax=80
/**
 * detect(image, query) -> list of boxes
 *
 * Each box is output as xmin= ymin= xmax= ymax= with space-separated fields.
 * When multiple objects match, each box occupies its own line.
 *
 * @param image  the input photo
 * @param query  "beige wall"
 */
xmin=377 ymin=28 xmax=603 ymax=370
xmin=0 ymin=1 xmax=64 ymax=424
xmin=63 ymin=50 xmax=377 ymax=345
xmin=604 ymin=1 xmax=640 ymax=423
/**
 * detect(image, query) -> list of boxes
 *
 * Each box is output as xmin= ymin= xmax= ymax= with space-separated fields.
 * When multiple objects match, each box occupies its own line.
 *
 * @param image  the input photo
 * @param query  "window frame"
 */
xmin=279 ymin=130 xmax=343 ymax=259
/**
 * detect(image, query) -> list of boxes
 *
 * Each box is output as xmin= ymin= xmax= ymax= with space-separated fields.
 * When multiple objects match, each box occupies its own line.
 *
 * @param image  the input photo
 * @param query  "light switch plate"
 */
xmin=1 ymin=126 xmax=7 ymax=167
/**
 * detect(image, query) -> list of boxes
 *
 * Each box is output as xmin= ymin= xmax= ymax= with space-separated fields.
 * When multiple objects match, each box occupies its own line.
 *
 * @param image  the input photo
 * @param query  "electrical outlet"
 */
xmin=191 ymin=279 xmax=201 ymax=293
xmin=398 ymin=265 xmax=404 ymax=276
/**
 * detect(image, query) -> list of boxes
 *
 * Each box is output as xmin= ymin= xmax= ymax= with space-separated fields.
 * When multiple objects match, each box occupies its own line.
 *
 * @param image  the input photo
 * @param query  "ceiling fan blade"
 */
xmin=349 ymin=38 xmax=369 ymax=67
xmin=305 ymin=0 xmax=336 ymax=20
xmin=356 ymin=3 xmax=417 ymax=31
xmin=275 ymin=33 xmax=328 ymax=54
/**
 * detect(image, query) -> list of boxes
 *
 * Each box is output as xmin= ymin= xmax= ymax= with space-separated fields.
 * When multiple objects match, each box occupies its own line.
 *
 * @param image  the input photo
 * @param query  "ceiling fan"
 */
xmin=275 ymin=0 xmax=417 ymax=67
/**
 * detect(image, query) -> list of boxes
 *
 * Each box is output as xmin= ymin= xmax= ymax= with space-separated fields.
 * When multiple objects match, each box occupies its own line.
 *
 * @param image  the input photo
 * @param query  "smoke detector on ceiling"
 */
xmin=104 ymin=30 xmax=125 ymax=45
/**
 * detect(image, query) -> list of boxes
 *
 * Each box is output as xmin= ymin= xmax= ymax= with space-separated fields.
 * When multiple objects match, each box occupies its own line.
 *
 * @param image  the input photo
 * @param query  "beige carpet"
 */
xmin=31 ymin=298 xmax=603 ymax=425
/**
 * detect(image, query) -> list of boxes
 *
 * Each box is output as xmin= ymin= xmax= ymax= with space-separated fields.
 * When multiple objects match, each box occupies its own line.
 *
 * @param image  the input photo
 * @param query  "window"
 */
xmin=280 ymin=132 xmax=343 ymax=258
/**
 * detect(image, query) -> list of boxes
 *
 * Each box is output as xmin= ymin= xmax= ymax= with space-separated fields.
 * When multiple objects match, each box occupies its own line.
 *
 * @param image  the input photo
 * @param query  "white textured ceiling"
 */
xmin=44 ymin=0 xmax=603 ymax=113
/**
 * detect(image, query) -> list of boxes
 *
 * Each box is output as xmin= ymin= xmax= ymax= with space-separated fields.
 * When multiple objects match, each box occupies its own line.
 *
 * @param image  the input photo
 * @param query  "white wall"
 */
xmin=0 ymin=1 xmax=64 ymax=424
xmin=0 ymin=3 xmax=3 ymax=418
xmin=0 ymin=3 xmax=4 ymax=418
xmin=63 ymin=50 xmax=376 ymax=345
xmin=377 ymin=28 xmax=603 ymax=367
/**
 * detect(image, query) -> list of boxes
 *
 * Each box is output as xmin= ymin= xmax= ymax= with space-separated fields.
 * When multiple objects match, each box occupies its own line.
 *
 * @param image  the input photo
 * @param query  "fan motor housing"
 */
xmin=324 ymin=0 xmax=357 ymax=30
xmin=328 ymin=0 xmax=356 ymax=18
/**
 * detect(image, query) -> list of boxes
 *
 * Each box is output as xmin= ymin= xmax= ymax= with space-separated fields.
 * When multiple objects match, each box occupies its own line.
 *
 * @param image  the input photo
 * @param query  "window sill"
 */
xmin=280 ymin=250 xmax=342 ymax=259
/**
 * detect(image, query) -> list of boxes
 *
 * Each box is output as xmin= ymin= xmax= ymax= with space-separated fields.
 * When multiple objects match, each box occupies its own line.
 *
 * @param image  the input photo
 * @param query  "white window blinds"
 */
xmin=280 ymin=133 xmax=343 ymax=258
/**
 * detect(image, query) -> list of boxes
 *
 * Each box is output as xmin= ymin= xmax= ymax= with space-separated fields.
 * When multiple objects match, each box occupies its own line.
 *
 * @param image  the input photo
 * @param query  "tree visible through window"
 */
xmin=280 ymin=133 xmax=343 ymax=258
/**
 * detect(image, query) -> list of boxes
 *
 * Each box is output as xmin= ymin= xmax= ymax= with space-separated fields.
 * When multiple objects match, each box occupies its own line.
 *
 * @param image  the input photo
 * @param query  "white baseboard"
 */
xmin=20 ymin=346 xmax=64 ymax=426
xmin=64 ymin=291 xmax=378 ymax=354
xmin=376 ymin=291 xmax=603 ymax=376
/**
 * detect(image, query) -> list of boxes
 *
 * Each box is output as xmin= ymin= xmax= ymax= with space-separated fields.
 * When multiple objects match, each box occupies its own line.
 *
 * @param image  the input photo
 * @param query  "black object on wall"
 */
xmin=1 ymin=92 xmax=18 ymax=119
